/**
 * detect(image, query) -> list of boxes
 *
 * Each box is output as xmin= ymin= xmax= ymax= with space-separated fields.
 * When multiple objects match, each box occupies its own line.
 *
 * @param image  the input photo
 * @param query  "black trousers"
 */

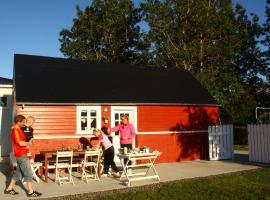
xmin=121 ymin=144 xmax=133 ymax=165
xmin=103 ymin=146 xmax=118 ymax=174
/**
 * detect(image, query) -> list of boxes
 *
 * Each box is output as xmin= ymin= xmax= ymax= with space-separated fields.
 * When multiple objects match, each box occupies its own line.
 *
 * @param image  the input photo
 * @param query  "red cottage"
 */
xmin=14 ymin=54 xmax=219 ymax=163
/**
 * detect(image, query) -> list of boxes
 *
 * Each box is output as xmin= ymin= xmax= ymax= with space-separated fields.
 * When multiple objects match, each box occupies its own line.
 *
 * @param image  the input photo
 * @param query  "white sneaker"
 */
xmin=101 ymin=173 xmax=108 ymax=177
xmin=127 ymin=168 xmax=132 ymax=175
xmin=111 ymin=172 xmax=120 ymax=178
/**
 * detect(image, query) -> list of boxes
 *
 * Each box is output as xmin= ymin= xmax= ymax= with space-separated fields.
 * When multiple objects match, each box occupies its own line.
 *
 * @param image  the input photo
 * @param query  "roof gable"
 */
xmin=14 ymin=54 xmax=218 ymax=106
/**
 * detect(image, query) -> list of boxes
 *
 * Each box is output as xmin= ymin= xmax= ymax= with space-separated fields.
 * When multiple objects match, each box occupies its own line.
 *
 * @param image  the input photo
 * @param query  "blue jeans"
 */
xmin=13 ymin=155 xmax=32 ymax=182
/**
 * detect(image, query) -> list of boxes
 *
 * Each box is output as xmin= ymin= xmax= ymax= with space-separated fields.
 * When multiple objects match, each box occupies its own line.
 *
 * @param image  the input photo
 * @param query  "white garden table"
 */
xmin=117 ymin=151 xmax=161 ymax=186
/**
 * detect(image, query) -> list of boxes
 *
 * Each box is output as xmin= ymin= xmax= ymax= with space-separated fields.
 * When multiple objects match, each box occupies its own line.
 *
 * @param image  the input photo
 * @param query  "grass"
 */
xmin=96 ymin=168 xmax=270 ymax=200
xmin=234 ymin=145 xmax=249 ymax=151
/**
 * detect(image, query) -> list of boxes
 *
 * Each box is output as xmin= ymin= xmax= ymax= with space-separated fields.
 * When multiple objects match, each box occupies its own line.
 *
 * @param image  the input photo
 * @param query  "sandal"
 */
xmin=4 ymin=189 xmax=19 ymax=195
xmin=27 ymin=190 xmax=42 ymax=197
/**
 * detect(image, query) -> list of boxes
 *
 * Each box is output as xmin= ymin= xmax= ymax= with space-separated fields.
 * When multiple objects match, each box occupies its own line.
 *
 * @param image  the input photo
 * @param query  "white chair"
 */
xmin=30 ymin=162 xmax=43 ymax=183
xmin=9 ymin=152 xmax=42 ymax=183
xmin=55 ymin=151 xmax=74 ymax=185
xmin=81 ymin=150 xmax=101 ymax=183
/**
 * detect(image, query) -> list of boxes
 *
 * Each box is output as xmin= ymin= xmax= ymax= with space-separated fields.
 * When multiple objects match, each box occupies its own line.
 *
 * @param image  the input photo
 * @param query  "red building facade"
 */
xmin=14 ymin=54 xmax=219 ymax=163
xmin=17 ymin=105 xmax=219 ymax=163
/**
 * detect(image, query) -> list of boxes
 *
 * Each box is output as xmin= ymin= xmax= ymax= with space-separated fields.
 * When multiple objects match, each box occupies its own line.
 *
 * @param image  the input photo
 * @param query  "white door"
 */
xmin=111 ymin=106 xmax=137 ymax=162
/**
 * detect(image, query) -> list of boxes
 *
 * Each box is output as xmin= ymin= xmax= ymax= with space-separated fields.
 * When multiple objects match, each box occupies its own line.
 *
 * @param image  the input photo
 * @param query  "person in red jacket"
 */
xmin=4 ymin=115 xmax=42 ymax=197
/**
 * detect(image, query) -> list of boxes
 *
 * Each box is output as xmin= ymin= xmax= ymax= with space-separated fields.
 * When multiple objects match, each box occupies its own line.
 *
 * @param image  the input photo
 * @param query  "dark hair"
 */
xmin=79 ymin=137 xmax=90 ymax=150
xmin=14 ymin=115 xmax=25 ymax=123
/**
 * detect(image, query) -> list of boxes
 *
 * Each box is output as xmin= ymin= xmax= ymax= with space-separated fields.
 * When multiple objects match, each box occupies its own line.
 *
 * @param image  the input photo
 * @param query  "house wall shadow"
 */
xmin=169 ymin=106 xmax=218 ymax=162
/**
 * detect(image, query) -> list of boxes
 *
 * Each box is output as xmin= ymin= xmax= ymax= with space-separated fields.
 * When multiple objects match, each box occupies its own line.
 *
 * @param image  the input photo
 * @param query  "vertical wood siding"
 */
xmin=248 ymin=124 xmax=270 ymax=164
xmin=208 ymin=125 xmax=234 ymax=160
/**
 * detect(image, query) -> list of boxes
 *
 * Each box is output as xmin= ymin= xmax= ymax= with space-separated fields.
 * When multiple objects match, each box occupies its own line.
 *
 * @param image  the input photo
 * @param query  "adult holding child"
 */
xmin=4 ymin=115 xmax=42 ymax=197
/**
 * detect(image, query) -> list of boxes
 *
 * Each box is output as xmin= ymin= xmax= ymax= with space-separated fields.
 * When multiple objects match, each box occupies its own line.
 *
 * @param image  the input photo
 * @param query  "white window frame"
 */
xmin=76 ymin=106 xmax=101 ymax=134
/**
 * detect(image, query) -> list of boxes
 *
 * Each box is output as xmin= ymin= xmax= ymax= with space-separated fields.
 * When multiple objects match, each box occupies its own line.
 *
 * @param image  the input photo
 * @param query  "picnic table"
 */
xmin=117 ymin=151 xmax=161 ymax=186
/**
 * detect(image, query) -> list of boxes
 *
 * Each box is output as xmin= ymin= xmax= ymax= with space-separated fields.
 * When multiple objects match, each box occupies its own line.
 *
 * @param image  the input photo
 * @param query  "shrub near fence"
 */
xmin=234 ymin=126 xmax=248 ymax=145
xmin=248 ymin=124 xmax=270 ymax=164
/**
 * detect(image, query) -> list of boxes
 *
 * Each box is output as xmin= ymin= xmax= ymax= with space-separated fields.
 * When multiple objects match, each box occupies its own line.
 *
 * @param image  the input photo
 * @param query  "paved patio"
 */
xmin=0 ymin=151 xmax=264 ymax=200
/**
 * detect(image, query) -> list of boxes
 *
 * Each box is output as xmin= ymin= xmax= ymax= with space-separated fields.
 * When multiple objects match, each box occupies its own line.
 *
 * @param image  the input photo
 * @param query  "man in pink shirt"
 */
xmin=108 ymin=114 xmax=136 ymax=165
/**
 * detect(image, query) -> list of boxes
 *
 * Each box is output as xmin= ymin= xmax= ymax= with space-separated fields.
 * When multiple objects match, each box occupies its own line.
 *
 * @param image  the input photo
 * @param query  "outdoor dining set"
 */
xmin=11 ymin=148 xmax=161 ymax=187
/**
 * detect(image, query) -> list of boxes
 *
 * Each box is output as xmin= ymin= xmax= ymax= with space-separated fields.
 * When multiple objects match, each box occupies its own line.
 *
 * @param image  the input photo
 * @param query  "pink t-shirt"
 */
xmin=98 ymin=134 xmax=112 ymax=150
xmin=111 ymin=123 xmax=135 ymax=144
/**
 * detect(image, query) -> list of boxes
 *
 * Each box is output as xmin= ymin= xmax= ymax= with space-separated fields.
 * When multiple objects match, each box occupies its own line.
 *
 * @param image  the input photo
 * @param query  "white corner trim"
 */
xmin=137 ymin=130 xmax=208 ymax=134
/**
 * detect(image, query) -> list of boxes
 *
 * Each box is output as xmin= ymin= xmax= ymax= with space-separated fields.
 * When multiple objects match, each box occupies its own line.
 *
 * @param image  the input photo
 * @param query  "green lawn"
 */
xmin=97 ymin=168 xmax=270 ymax=200
xmin=234 ymin=145 xmax=249 ymax=151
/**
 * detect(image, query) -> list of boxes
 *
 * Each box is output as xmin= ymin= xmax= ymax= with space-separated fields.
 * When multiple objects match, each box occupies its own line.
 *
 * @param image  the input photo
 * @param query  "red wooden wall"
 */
xmin=135 ymin=105 xmax=219 ymax=163
xmin=16 ymin=104 xmax=219 ymax=163
xmin=137 ymin=105 xmax=218 ymax=131
xmin=17 ymin=105 xmax=76 ymax=135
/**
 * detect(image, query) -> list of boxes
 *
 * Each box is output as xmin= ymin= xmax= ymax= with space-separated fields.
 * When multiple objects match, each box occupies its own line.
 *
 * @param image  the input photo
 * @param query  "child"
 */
xmin=5 ymin=115 xmax=42 ymax=197
xmin=92 ymin=128 xmax=120 ymax=177
xmin=21 ymin=116 xmax=35 ymax=163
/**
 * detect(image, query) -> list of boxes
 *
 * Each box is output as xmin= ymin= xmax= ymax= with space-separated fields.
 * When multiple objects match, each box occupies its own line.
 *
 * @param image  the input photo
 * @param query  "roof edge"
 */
xmin=16 ymin=102 xmax=220 ymax=107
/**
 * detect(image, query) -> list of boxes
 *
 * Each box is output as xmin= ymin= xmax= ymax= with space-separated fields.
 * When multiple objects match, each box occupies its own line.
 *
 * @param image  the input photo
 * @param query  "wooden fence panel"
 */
xmin=248 ymin=124 xmax=270 ymax=164
xmin=208 ymin=125 xmax=234 ymax=160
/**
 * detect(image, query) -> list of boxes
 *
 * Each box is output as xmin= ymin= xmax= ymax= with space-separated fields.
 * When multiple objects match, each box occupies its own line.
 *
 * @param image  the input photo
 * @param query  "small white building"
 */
xmin=0 ymin=77 xmax=13 ymax=159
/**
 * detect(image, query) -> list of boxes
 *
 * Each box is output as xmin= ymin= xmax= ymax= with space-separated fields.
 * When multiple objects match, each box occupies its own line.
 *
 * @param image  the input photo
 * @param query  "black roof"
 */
xmin=14 ymin=54 xmax=218 ymax=106
xmin=0 ymin=77 xmax=13 ymax=85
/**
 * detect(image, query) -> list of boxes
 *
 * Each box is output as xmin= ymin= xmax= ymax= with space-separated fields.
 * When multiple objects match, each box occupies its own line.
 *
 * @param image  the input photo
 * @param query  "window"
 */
xmin=113 ymin=112 xmax=130 ymax=136
xmin=0 ymin=97 xmax=8 ymax=108
xmin=76 ymin=106 xmax=101 ymax=134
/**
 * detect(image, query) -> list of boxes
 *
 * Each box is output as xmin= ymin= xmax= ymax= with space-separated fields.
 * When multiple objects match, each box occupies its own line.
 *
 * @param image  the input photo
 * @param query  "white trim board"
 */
xmin=34 ymin=130 xmax=208 ymax=139
xmin=137 ymin=130 xmax=208 ymax=134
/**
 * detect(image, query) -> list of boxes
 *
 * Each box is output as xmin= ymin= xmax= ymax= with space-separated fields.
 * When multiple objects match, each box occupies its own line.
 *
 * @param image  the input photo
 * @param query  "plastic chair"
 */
xmin=81 ymin=150 xmax=101 ymax=183
xmin=55 ymin=151 xmax=74 ymax=185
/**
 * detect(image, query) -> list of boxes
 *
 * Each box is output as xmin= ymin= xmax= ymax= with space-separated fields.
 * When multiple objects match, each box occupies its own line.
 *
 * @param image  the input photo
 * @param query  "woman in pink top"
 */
xmin=108 ymin=114 xmax=136 ymax=164
xmin=92 ymin=129 xmax=119 ymax=177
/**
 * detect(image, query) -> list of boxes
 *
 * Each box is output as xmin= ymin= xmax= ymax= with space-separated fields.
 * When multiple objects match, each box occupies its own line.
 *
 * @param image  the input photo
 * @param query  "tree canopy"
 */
xmin=59 ymin=0 xmax=270 ymax=124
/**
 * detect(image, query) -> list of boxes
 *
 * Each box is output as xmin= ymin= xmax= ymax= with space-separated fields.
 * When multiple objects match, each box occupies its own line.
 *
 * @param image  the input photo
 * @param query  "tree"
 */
xmin=141 ymin=0 xmax=256 ymax=123
xmin=233 ymin=4 xmax=268 ymax=108
xmin=59 ymin=0 xmax=149 ymax=65
xmin=259 ymin=0 xmax=270 ymax=107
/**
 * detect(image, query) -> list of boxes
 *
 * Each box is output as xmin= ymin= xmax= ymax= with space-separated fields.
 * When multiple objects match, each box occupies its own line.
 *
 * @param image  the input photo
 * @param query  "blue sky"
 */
xmin=0 ymin=0 xmax=268 ymax=79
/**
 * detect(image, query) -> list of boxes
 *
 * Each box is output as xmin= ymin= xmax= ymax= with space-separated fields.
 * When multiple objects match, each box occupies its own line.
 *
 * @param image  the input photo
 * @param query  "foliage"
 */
xmin=59 ymin=0 xmax=270 ymax=124
xmin=59 ymin=0 xmax=149 ymax=65
xmin=141 ymin=0 xmax=256 ymax=123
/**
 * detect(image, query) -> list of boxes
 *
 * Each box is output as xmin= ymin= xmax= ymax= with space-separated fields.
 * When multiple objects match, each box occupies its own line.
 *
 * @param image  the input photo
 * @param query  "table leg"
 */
xmin=44 ymin=154 xmax=48 ymax=183
xmin=98 ymin=155 xmax=102 ymax=177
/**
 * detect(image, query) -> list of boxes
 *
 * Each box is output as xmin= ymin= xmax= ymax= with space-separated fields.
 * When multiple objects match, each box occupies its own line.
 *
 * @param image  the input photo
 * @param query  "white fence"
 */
xmin=208 ymin=125 xmax=234 ymax=160
xmin=248 ymin=124 xmax=270 ymax=164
